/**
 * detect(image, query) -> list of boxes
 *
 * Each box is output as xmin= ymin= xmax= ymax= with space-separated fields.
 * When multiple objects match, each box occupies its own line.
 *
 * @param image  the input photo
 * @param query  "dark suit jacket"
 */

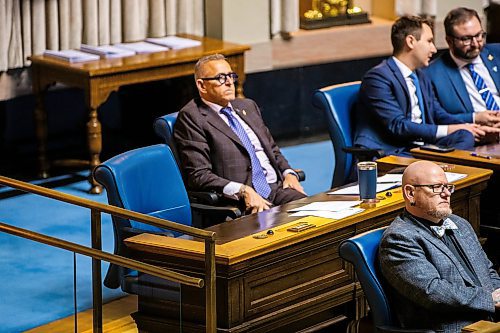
xmin=173 ymin=98 xmax=292 ymax=194
xmin=353 ymin=57 xmax=463 ymax=156
xmin=380 ymin=212 xmax=500 ymax=333
xmin=425 ymin=44 xmax=500 ymax=123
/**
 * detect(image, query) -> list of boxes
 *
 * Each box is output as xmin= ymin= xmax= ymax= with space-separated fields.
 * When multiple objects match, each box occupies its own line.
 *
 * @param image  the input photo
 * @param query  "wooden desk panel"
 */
xmin=126 ymin=162 xmax=491 ymax=333
xmin=410 ymin=143 xmax=500 ymax=171
xmin=29 ymin=35 xmax=250 ymax=193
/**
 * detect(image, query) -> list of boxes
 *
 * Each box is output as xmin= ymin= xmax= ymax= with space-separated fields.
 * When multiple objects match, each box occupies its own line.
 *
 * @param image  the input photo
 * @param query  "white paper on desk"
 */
xmin=145 ymin=36 xmax=201 ymax=49
xmin=290 ymin=207 xmax=365 ymax=219
xmin=445 ymin=172 xmax=467 ymax=183
xmin=43 ymin=49 xmax=100 ymax=63
xmin=80 ymin=44 xmax=136 ymax=58
xmin=328 ymin=182 xmax=399 ymax=195
xmin=376 ymin=174 xmax=403 ymax=183
xmin=114 ymin=42 xmax=169 ymax=54
xmin=288 ymin=201 xmax=361 ymax=212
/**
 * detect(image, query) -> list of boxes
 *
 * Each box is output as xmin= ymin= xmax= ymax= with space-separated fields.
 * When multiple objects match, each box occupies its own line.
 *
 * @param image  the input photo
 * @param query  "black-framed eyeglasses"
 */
xmin=411 ymin=184 xmax=455 ymax=194
xmin=200 ymin=72 xmax=238 ymax=85
xmin=449 ymin=31 xmax=486 ymax=45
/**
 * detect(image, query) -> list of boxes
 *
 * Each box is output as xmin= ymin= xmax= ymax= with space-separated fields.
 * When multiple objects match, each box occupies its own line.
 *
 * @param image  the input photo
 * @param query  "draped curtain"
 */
xmin=0 ymin=0 xmax=204 ymax=72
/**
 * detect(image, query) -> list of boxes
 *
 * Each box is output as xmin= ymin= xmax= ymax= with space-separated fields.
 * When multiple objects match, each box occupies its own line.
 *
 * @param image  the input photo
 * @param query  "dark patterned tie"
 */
xmin=467 ymin=63 xmax=500 ymax=110
xmin=409 ymin=72 xmax=426 ymax=123
xmin=220 ymin=107 xmax=271 ymax=198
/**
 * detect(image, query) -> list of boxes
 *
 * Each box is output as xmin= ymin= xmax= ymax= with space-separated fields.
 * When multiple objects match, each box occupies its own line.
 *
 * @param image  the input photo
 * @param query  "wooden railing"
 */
xmin=0 ymin=175 xmax=217 ymax=332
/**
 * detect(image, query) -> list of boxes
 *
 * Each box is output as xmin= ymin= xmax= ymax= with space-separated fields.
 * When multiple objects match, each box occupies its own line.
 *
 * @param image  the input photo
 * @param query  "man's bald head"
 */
xmin=402 ymin=161 xmax=452 ymax=223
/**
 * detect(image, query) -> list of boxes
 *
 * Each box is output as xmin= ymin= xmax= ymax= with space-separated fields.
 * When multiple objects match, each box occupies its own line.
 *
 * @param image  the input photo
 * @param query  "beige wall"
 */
xmin=205 ymin=0 xmax=270 ymax=44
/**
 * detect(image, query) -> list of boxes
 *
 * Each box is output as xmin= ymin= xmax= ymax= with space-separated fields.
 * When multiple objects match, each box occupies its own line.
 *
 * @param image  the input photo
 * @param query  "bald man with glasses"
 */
xmin=426 ymin=7 xmax=500 ymax=127
xmin=174 ymin=54 xmax=306 ymax=215
xmin=379 ymin=160 xmax=500 ymax=332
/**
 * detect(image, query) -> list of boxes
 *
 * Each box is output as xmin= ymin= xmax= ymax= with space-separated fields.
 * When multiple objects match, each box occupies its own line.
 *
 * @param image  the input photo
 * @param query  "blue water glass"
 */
xmin=357 ymin=161 xmax=377 ymax=202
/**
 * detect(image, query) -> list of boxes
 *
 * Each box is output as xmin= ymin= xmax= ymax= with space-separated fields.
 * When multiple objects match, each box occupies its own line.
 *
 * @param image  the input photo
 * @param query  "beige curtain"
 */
xmin=0 ymin=0 xmax=205 ymax=72
xmin=270 ymin=0 xmax=299 ymax=38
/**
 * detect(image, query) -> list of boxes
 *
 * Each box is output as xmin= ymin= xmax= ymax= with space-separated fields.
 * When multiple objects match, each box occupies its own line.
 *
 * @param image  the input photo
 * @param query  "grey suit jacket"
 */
xmin=379 ymin=212 xmax=500 ymax=333
xmin=173 ymin=98 xmax=292 ymax=194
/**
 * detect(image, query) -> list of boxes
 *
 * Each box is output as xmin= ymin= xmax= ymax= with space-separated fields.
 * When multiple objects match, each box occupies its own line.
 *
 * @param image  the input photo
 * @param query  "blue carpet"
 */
xmin=0 ymin=140 xmax=333 ymax=332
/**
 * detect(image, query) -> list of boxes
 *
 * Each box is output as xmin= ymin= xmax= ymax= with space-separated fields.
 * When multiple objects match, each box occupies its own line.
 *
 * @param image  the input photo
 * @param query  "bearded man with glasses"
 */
xmin=174 ymin=54 xmax=306 ymax=215
xmin=426 ymin=7 xmax=500 ymax=128
xmin=379 ymin=160 xmax=500 ymax=332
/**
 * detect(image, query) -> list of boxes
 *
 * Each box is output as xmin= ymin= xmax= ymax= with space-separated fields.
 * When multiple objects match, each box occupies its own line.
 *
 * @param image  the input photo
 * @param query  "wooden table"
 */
xmin=410 ymin=143 xmax=500 ymax=171
xmin=29 ymin=35 xmax=250 ymax=193
xmin=125 ymin=161 xmax=492 ymax=333
xmin=462 ymin=320 xmax=500 ymax=332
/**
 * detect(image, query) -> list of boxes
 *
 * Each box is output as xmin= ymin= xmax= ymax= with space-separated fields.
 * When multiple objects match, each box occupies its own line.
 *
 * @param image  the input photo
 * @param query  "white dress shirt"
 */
xmin=392 ymin=57 xmax=448 ymax=139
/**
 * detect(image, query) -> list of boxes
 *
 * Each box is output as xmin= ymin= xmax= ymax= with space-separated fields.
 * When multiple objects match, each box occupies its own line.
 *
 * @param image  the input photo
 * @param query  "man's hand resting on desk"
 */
xmin=475 ymin=111 xmax=500 ymax=126
xmin=283 ymin=173 xmax=306 ymax=195
xmin=241 ymin=186 xmax=272 ymax=214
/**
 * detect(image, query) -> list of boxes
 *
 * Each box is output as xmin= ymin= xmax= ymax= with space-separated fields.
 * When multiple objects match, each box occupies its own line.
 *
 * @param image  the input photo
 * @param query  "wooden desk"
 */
xmin=29 ymin=35 xmax=250 ymax=193
xmin=462 ymin=320 xmax=500 ymax=333
xmin=125 ymin=162 xmax=491 ymax=333
xmin=410 ymin=143 xmax=500 ymax=171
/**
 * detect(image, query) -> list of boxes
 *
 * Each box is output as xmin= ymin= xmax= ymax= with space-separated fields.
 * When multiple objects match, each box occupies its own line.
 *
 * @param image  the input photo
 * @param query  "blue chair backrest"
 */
xmin=339 ymin=227 xmax=395 ymax=329
xmin=153 ymin=112 xmax=180 ymax=165
xmin=94 ymin=143 xmax=191 ymax=233
xmin=312 ymin=81 xmax=361 ymax=188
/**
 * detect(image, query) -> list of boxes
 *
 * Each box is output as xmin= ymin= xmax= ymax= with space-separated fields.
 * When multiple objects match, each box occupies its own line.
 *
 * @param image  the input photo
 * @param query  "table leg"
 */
xmin=87 ymin=108 xmax=103 ymax=194
xmin=34 ymin=91 xmax=50 ymax=179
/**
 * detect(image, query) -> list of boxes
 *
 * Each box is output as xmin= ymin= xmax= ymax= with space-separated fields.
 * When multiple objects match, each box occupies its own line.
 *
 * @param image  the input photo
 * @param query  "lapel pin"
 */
xmin=242 ymin=109 xmax=247 ymax=116
xmin=488 ymin=54 xmax=494 ymax=61
xmin=493 ymin=66 xmax=498 ymax=73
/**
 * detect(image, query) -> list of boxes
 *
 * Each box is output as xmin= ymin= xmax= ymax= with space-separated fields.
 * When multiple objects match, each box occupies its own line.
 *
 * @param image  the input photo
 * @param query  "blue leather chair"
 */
xmin=339 ymin=228 xmax=434 ymax=333
xmin=94 ymin=144 xmax=196 ymax=295
xmin=312 ymin=82 xmax=384 ymax=188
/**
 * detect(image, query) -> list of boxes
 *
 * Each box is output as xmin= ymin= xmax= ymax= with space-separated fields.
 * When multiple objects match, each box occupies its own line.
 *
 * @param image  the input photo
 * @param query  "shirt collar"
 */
xmin=201 ymin=97 xmax=233 ymax=113
xmin=449 ymin=50 xmax=482 ymax=69
xmin=392 ymin=56 xmax=414 ymax=78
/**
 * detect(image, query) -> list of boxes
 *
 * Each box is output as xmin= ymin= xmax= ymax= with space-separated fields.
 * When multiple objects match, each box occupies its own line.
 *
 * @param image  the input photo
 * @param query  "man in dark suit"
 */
xmin=174 ymin=54 xmax=306 ymax=214
xmin=354 ymin=16 xmax=498 ymax=157
xmin=426 ymin=7 xmax=500 ymax=125
xmin=379 ymin=160 xmax=500 ymax=332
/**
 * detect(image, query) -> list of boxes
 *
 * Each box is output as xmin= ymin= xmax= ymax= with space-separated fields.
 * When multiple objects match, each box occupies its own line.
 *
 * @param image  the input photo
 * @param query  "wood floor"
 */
xmin=25 ymin=295 xmax=138 ymax=333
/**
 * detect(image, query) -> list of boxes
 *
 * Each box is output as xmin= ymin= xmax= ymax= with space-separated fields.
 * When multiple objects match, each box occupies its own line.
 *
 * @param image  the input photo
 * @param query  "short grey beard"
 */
xmin=426 ymin=207 xmax=452 ymax=220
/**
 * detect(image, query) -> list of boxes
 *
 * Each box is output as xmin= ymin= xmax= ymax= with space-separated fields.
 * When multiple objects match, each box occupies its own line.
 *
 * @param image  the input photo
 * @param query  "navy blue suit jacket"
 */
xmin=354 ymin=57 xmax=463 ymax=156
xmin=425 ymin=44 xmax=500 ymax=123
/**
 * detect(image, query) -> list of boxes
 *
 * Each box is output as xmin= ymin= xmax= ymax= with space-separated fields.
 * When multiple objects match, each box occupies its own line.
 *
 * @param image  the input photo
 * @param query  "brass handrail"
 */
xmin=0 ymin=175 xmax=217 ymax=333
xmin=0 ymin=221 xmax=203 ymax=287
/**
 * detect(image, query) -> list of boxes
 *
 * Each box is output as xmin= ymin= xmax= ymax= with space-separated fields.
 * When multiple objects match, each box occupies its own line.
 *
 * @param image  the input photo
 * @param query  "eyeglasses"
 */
xmin=450 ymin=31 xmax=486 ymax=45
xmin=412 ymin=184 xmax=455 ymax=194
xmin=200 ymin=72 xmax=238 ymax=85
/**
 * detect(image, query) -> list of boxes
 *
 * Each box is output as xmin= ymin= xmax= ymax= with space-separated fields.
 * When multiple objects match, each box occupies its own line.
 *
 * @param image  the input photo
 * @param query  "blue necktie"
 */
xmin=409 ymin=72 xmax=426 ymax=123
xmin=467 ymin=63 xmax=500 ymax=111
xmin=220 ymin=107 xmax=271 ymax=198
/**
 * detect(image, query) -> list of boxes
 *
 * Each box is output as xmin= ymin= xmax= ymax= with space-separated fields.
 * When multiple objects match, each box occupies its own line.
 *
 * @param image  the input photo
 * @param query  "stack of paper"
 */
xmin=43 ymin=49 xmax=100 ymax=63
xmin=114 ymin=42 xmax=169 ymax=54
xmin=288 ymin=201 xmax=364 ymax=219
xmin=80 ymin=44 xmax=136 ymax=59
xmin=145 ymin=36 xmax=202 ymax=50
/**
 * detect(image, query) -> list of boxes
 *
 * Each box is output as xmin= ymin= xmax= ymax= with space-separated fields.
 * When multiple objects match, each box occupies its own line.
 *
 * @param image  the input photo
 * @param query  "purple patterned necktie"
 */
xmin=467 ymin=63 xmax=500 ymax=111
xmin=220 ymin=107 xmax=271 ymax=198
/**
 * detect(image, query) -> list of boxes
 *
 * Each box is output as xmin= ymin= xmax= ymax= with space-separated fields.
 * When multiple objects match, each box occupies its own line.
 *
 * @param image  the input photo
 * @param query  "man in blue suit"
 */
xmin=426 ymin=7 xmax=500 ymax=125
xmin=380 ymin=160 xmax=500 ymax=332
xmin=354 ymin=16 xmax=498 ymax=156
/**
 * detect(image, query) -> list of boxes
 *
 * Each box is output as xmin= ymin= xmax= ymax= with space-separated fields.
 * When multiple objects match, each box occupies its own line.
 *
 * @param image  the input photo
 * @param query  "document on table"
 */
xmin=444 ymin=172 xmax=467 ymax=183
xmin=43 ymin=49 xmax=100 ymax=63
xmin=114 ymin=42 xmax=169 ymax=54
xmin=288 ymin=201 xmax=364 ymax=219
xmin=80 ymin=44 xmax=136 ymax=58
xmin=145 ymin=36 xmax=202 ymax=49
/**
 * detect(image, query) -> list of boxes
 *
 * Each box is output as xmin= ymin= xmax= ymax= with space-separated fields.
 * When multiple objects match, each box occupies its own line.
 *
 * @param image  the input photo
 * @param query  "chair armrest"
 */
xmin=294 ymin=168 xmax=306 ymax=182
xmin=188 ymin=190 xmax=221 ymax=205
xmin=376 ymin=326 xmax=435 ymax=333
xmin=342 ymin=146 xmax=385 ymax=161
xmin=122 ymin=226 xmax=174 ymax=238
xmin=191 ymin=202 xmax=241 ymax=220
